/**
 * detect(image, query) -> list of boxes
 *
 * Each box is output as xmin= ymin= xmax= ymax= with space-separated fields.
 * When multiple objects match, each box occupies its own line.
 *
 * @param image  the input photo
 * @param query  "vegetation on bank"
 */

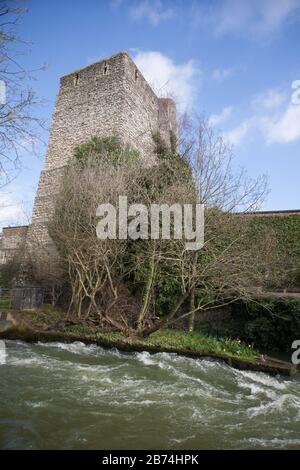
xmin=66 ymin=326 xmax=258 ymax=360
xmin=2 ymin=124 xmax=298 ymax=352
xmin=12 ymin=308 xmax=259 ymax=360
xmin=33 ymin=122 xmax=274 ymax=339
xmin=192 ymin=298 xmax=300 ymax=353
xmin=0 ymin=295 xmax=11 ymax=309
xmin=236 ymin=298 xmax=300 ymax=352
xmin=2 ymin=306 xmax=298 ymax=375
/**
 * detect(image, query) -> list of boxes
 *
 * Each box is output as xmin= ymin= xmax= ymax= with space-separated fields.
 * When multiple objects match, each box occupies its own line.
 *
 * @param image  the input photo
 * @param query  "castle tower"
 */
xmin=26 ymin=52 xmax=177 ymax=265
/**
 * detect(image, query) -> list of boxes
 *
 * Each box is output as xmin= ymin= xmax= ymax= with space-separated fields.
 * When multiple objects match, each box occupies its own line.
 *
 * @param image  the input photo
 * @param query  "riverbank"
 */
xmin=0 ymin=309 xmax=297 ymax=377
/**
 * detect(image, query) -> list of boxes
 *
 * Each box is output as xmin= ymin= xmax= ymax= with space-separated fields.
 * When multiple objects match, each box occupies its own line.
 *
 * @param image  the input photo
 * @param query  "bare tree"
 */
xmin=48 ymin=122 xmax=276 ymax=338
xmin=126 ymin=119 xmax=273 ymax=336
xmin=0 ymin=0 xmax=45 ymax=188
xmin=48 ymin=151 xmax=140 ymax=331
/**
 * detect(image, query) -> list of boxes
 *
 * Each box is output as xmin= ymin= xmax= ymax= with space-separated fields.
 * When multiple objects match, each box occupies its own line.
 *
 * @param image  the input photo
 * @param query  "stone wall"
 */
xmin=42 ymin=51 xmax=176 ymax=173
xmin=121 ymin=54 xmax=177 ymax=165
xmin=0 ymin=226 xmax=28 ymax=265
xmin=23 ymin=51 xmax=177 ymax=274
xmin=243 ymin=209 xmax=300 ymax=217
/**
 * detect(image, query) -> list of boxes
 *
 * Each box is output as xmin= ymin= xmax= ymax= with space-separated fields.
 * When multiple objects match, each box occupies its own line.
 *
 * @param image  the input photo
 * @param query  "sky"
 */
xmin=1 ymin=0 xmax=300 ymax=227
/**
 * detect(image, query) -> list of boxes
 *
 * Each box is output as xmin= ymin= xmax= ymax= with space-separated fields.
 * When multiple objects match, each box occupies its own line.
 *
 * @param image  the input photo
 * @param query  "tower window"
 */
xmin=104 ymin=62 xmax=108 ymax=74
xmin=135 ymin=68 xmax=138 ymax=81
xmin=74 ymin=73 xmax=79 ymax=86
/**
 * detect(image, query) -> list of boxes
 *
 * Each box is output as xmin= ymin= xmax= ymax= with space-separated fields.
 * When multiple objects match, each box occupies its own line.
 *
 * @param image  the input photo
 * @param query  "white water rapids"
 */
xmin=0 ymin=340 xmax=299 ymax=449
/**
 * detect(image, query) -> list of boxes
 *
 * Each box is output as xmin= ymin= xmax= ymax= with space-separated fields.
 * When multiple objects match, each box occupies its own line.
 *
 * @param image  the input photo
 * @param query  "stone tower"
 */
xmin=26 ymin=51 xmax=177 ymax=260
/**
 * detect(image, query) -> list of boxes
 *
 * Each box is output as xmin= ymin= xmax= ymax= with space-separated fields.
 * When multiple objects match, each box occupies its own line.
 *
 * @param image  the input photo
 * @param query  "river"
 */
xmin=0 ymin=340 xmax=299 ymax=449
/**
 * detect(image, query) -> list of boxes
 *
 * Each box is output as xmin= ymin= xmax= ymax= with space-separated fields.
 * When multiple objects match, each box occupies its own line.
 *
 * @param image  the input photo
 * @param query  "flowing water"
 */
xmin=0 ymin=340 xmax=299 ymax=450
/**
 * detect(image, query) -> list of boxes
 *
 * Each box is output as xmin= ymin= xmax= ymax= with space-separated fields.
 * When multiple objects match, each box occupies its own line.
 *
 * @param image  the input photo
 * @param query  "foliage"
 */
xmin=247 ymin=215 xmax=300 ymax=288
xmin=0 ymin=296 xmax=11 ymax=309
xmin=13 ymin=305 xmax=258 ymax=360
xmin=50 ymin=123 xmax=273 ymax=338
xmin=49 ymin=139 xmax=141 ymax=329
xmin=142 ymin=329 xmax=257 ymax=359
xmin=62 ymin=324 xmax=258 ymax=359
xmin=151 ymin=131 xmax=193 ymax=185
xmin=27 ymin=306 xmax=64 ymax=328
xmin=0 ymin=257 xmax=20 ymax=288
xmin=198 ymin=298 xmax=300 ymax=353
xmin=74 ymin=135 xmax=140 ymax=167
xmin=240 ymin=298 xmax=300 ymax=352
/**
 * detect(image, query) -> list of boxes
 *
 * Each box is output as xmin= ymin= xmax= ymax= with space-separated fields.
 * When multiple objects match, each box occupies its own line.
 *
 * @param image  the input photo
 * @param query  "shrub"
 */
xmin=242 ymin=299 xmax=300 ymax=352
xmin=74 ymin=135 xmax=140 ymax=167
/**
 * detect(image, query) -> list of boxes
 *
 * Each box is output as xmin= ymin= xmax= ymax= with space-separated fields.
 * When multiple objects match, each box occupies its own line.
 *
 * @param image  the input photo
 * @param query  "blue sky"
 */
xmin=1 ymin=0 xmax=300 ymax=226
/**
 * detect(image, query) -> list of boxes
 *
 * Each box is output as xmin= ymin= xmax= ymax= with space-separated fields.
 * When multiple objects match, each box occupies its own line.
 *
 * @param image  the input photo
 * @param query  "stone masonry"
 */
xmin=0 ymin=226 xmax=28 ymax=265
xmin=25 ymin=51 xmax=177 ymax=260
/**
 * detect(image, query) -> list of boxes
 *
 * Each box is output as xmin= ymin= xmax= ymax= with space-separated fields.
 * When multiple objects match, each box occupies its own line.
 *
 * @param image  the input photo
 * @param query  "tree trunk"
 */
xmin=141 ymin=290 xmax=190 ymax=337
xmin=137 ymin=249 xmax=156 ymax=333
xmin=188 ymin=287 xmax=195 ymax=332
xmin=188 ymin=251 xmax=198 ymax=332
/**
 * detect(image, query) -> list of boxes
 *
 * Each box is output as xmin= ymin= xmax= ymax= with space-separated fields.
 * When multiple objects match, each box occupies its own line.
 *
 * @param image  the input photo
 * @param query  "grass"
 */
xmin=21 ymin=306 xmax=65 ymax=328
xmin=63 ymin=323 xmax=258 ymax=360
xmin=2 ymin=304 xmax=258 ymax=360
xmin=0 ymin=297 xmax=11 ymax=309
xmin=144 ymin=330 xmax=257 ymax=359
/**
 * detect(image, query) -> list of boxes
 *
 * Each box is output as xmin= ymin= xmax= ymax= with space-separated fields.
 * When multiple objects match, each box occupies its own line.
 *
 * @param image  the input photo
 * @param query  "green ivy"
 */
xmin=74 ymin=135 xmax=140 ymax=167
xmin=247 ymin=214 xmax=300 ymax=287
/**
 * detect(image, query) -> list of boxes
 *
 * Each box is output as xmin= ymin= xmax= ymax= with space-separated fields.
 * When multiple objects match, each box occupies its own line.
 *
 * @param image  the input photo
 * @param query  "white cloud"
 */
xmin=209 ymin=106 xmax=233 ymax=127
xmin=223 ymin=117 xmax=255 ymax=146
xmin=252 ymin=88 xmax=287 ymax=110
xmin=130 ymin=1 xmax=174 ymax=26
xmin=223 ymin=82 xmax=300 ymax=146
xmin=0 ymin=190 xmax=25 ymax=227
xmin=263 ymin=103 xmax=300 ymax=143
xmin=253 ymin=0 xmax=300 ymax=35
xmin=212 ymin=67 xmax=233 ymax=82
xmin=193 ymin=0 xmax=300 ymax=37
xmin=251 ymin=84 xmax=300 ymax=144
xmin=134 ymin=51 xmax=200 ymax=111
